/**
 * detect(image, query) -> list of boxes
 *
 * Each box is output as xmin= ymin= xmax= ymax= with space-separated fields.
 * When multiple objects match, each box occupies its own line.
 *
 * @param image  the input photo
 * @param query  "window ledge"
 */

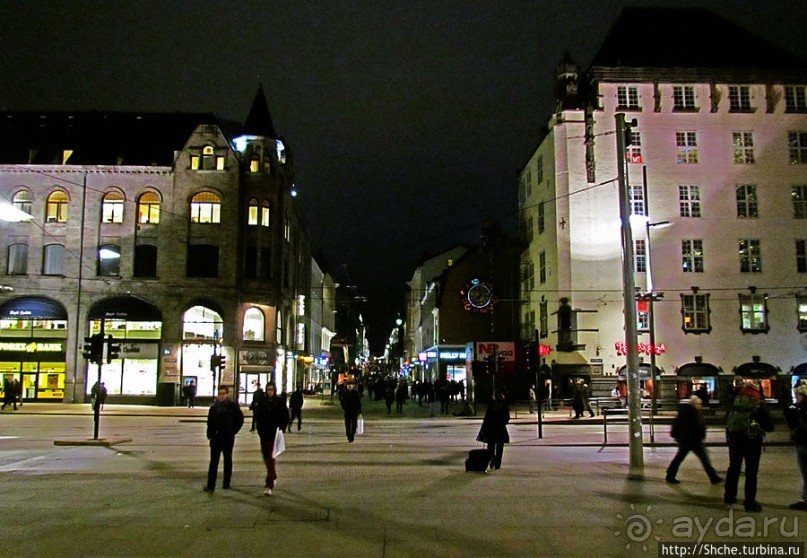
xmin=740 ymin=327 xmax=770 ymax=334
xmin=672 ymin=107 xmax=700 ymax=113
xmin=728 ymin=108 xmax=756 ymax=114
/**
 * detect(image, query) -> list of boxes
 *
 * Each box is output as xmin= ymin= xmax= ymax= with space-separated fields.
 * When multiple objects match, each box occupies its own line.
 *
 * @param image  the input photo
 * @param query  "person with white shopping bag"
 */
xmin=255 ymin=382 xmax=289 ymax=496
xmin=340 ymin=381 xmax=362 ymax=442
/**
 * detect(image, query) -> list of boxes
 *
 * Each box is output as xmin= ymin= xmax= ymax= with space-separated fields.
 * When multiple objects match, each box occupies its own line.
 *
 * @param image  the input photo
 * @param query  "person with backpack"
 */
xmin=785 ymin=383 xmax=807 ymax=511
xmin=724 ymin=383 xmax=774 ymax=512
xmin=666 ymin=396 xmax=722 ymax=485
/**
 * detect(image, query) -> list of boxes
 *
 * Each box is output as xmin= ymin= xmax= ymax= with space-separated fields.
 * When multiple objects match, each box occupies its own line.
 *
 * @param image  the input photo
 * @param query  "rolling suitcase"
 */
xmin=465 ymin=448 xmax=490 ymax=472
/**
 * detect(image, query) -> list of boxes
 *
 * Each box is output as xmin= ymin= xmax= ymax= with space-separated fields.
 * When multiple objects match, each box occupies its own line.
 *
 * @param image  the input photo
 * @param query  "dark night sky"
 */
xmin=2 ymin=1 xmax=807 ymax=352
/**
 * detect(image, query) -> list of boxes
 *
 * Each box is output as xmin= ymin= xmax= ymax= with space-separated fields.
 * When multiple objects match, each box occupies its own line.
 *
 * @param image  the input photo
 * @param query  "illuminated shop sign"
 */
xmin=0 ymin=342 xmax=64 ymax=352
xmin=614 ymin=342 xmax=666 ymax=356
xmin=417 ymin=350 xmax=467 ymax=361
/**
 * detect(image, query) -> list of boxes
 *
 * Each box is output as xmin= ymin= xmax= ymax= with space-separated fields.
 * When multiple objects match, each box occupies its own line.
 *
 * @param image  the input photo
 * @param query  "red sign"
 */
xmin=538 ymin=344 xmax=552 ymax=356
xmin=614 ymin=341 xmax=666 ymax=356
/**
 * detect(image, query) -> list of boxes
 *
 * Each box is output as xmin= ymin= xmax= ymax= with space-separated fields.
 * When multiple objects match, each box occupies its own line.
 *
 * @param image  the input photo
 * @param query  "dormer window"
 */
xmin=190 ymin=145 xmax=225 ymax=171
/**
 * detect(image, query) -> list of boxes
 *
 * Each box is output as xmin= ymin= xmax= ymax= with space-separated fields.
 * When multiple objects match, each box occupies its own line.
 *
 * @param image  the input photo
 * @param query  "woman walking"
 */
xmin=477 ymin=391 xmax=510 ymax=470
xmin=255 ymin=382 xmax=289 ymax=496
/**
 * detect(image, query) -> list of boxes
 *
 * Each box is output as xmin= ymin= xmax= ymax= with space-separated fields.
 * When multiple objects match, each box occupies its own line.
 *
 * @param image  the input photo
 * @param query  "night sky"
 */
xmin=3 ymin=1 xmax=807 ymax=352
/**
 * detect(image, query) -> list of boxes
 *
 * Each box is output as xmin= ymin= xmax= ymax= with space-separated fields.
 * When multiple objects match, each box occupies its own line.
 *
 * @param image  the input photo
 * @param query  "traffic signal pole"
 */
xmin=92 ymin=320 xmax=104 ymax=440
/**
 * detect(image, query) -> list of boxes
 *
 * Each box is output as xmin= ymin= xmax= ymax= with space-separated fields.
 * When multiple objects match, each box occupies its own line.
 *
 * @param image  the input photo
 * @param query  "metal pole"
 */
xmin=92 ymin=320 xmax=104 ymax=440
xmin=615 ymin=113 xmax=644 ymax=478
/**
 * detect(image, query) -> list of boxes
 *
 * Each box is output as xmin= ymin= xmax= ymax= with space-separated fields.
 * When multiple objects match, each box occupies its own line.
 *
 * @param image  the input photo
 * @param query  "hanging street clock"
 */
xmin=460 ymin=278 xmax=496 ymax=313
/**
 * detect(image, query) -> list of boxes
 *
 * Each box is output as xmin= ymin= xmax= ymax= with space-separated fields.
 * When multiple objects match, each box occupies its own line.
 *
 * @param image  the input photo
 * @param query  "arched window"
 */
xmin=243 ymin=308 xmax=265 ymax=341
xmin=137 ymin=192 xmax=161 ymax=224
xmin=247 ymin=198 xmax=258 ymax=225
xmin=12 ymin=190 xmax=32 ymax=216
xmin=182 ymin=305 xmax=223 ymax=340
xmin=46 ymin=191 xmax=69 ymax=223
xmin=98 ymin=244 xmax=121 ymax=276
xmin=261 ymin=200 xmax=270 ymax=227
xmin=42 ymin=244 xmax=65 ymax=275
xmin=7 ymin=243 xmax=28 ymax=275
xmin=190 ymin=192 xmax=221 ymax=224
xmin=101 ymin=191 xmax=125 ymax=223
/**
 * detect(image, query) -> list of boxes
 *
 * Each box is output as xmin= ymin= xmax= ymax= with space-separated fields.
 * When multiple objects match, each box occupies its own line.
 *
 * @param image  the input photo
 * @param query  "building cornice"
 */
xmin=0 ymin=165 xmax=172 ymax=175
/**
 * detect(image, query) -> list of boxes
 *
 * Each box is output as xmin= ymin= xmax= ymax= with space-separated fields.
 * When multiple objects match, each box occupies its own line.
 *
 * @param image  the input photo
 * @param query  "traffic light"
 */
xmin=106 ymin=335 xmax=121 ymax=363
xmin=624 ymin=118 xmax=638 ymax=146
xmin=209 ymin=354 xmax=220 ymax=372
xmin=218 ymin=354 xmax=226 ymax=371
xmin=82 ymin=333 xmax=104 ymax=364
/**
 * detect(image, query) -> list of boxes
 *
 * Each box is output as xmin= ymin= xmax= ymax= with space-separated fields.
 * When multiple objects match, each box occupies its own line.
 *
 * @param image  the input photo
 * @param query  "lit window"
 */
xmin=243 ymin=308 xmax=265 ymax=341
xmin=98 ymin=244 xmax=121 ymax=276
xmin=679 ymin=185 xmax=701 ymax=217
xmin=261 ymin=201 xmax=270 ymax=227
xmin=46 ymin=191 xmax=69 ymax=223
xmin=250 ymin=157 xmax=260 ymax=173
xmin=7 ymin=243 xmax=28 ymax=275
xmin=617 ymin=86 xmax=639 ymax=109
xmin=732 ymin=132 xmax=755 ymax=164
xmin=739 ymin=239 xmax=762 ymax=273
xmin=629 ymin=185 xmax=646 ymax=216
xmin=190 ymin=192 xmax=221 ymax=224
xmin=284 ymin=215 xmax=290 ymax=242
xmin=191 ymin=146 xmax=225 ymax=171
xmin=276 ymin=310 xmax=283 ymax=344
xmin=681 ymin=293 xmax=710 ymax=333
xmin=793 ymin=186 xmax=807 ymax=219
xmin=789 ymin=132 xmax=807 ymax=164
xmin=42 ymin=244 xmax=65 ymax=275
xmin=736 ymin=185 xmax=758 ymax=218
xmin=634 ymin=239 xmax=646 ymax=273
xmin=101 ymin=191 xmax=125 ymax=223
xmin=785 ymin=86 xmax=807 ymax=113
xmin=137 ymin=192 xmax=161 ymax=224
xmin=739 ymin=293 xmax=768 ymax=333
xmin=673 ymin=86 xmax=696 ymax=111
xmin=798 ymin=294 xmax=807 ymax=332
xmin=248 ymin=198 xmax=258 ymax=225
xmin=682 ymin=239 xmax=704 ymax=273
xmin=729 ymin=86 xmax=752 ymax=112
xmin=676 ymin=131 xmax=698 ymax=164
xmin=797 ymin=240 xmax=807 ymax=273
xmin=12 ymin=190 xmax=32 ymax=215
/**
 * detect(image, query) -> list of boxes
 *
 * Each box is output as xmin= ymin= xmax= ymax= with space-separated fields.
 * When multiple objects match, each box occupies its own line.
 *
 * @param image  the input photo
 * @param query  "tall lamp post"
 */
xmin=643 ymin=220 xmax=670 ymax=420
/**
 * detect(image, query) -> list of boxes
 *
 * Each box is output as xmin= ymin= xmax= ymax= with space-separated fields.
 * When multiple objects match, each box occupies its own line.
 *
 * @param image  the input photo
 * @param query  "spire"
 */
xmin=243 ymin=84 xmax=278 ymax=138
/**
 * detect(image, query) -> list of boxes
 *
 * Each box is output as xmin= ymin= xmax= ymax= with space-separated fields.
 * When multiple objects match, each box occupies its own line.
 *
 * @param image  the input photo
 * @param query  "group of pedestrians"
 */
xmin=2 ymin=376 xmax=22 ymax=410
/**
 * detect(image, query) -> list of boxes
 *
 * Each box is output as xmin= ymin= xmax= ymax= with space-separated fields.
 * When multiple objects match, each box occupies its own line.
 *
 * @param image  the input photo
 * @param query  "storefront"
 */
xmin=238 ymin=348 xmax=274 ymax=405
xmin=419 ymin=345 xmax=468 ymax=384
xmin=181 ymin=305 xmax=224 ymax=399
xmin=616 ymin=363 xmax=660 ymax=400
xmin=0 ymin=296 xmax=68 ymax=401
xmin=85 ymin=297 xmax=162 ymax=402
xmin=676 ymin=360 xmax=721 ymax=403
xmin=733 ymin=358 xmax=780 ymax=403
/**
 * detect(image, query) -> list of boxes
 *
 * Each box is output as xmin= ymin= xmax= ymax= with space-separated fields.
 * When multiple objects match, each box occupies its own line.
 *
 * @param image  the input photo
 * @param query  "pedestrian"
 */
xmin=395 ymin=381 xmax=408 ymax=414
xmin=288 ymin=387 xmax=304 ymax=431
xmin=666 ymin=396 xmax=722 ymax=485
xmin=476 ymin=391 xmax=510 ymax=470
xmin=2 ymin=375 xmax=16 ymax=410
xmin=90 ymin=381 xmax=107 ymax=410
xmin=785 ymin=383 xmax=807 ymax=510
xmin=12 ymin=377 xmax=22 ymax=407
xmin=249 ymin=382 xmax=265 ymax=432
xmin=384 ymin=384 xmax=395 ymax=414
xmin=184 ymin=380 xmax=196 ymax=409
xmin=724 ymin=383 xmax=774 ymax=512
xmin=580 ymin=382 xmax=595 ymax=417
xmin=204 ymin=385 xmax=244 ymax=493
xmin=255 ymin=382 xmax=289 ymax=496
xmin=528 ymin=384 xmax=537 ymax=414
xmin=340 ymin=381 xmax=362 ymax=442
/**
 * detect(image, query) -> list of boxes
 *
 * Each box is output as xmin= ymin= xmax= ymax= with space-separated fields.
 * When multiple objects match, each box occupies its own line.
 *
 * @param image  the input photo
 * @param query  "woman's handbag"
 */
xmin=272 ymin=427 xmax=286 ymax=458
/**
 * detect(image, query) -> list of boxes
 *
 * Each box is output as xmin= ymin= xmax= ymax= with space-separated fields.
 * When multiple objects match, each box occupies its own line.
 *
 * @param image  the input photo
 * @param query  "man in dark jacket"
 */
xmin=204 ymin=385 xmax=244 ymax=493
xmin=477 ymin=391 xmax=510 ymax=470
xmin=249 ymin=382 xmax=265 ymax=432
xmin=785 ymin=383 xmax=807 ymax=510
xmin=666 ymin=396 xmax=722 ymax=484
xmin=724 ymin=383 xmax=774 ymax=512
xmin=288 ymin=388 xmax=304 ymax=431
xmin=340 ymin=382 xmax=362 ymax=442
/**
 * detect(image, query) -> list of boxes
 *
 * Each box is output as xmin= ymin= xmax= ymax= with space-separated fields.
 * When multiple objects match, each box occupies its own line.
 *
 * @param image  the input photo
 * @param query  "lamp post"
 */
xmin=644 ymin=220 xmax=670 ymax=420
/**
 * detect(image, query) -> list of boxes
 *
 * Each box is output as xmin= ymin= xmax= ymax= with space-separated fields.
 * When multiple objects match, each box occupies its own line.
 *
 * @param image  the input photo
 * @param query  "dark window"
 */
xmin=245 ymin=246 xmax=258 ymax=279
xmin=260 ymin=248 xmax=271 ymax=279
xmin=187 ymin=244 xmax=219 ymax=277
xmin=133 ymin=244 xmax=157 ymax=277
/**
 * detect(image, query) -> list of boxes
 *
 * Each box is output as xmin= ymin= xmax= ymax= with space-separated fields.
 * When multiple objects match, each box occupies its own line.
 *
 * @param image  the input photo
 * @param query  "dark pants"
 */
xmin=259 ymin=436 xmax=277 ymax=489
xmin=290 ymin=407 xmax=302 ymax=430
xmin=206 ymin=437 xmax=234 ymax=490
xmin=396 ymin=400 xmax=404 ymax=413
xmin=345 ymin=415 xmax=358 ymax=441
xmin=796 ymin=445 xmax=807 ymax=502
xmin=488 ymin=442 xmax=504 ymax=469
xmin=725 ymin=435 xmax=763 ymax=506
xmin=440 ymin=398 xmax=450 ymax=414
xmin=666 ymin=442 xmax=719 ymax=480
xmin=2 ymin=394 xmax=16 ymax=410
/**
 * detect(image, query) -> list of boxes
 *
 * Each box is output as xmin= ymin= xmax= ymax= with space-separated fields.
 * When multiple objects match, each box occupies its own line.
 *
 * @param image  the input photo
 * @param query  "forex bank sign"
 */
xmin=0 ymin=341 xmax=64 ymax=353
xmin=475 ymin=342 xmax=515 ymax=362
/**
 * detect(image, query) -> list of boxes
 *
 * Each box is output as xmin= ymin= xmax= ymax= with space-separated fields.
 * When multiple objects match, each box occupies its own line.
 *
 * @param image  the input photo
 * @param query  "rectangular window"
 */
xmin=676 ymin=131 xmax=698 ymax=164
xmin=617 ymin=86 xmax=639 ymax=109
xmin=793 ymin=186 xmax=807 ymax=219
xmin=729 ymin=85 xmax=752 ymax=112
xmin=679 ymin=185 xmax=701 ymax=217
xmin=682 ymin=293 xmax=710 ymax=332
xmin=537 ymin=202 xmax=545 ymax=234
xmin=629 ymin=185 xmax=646 ymax=216
xmin=539 ymin=251 xmax=546 ymax=284
xmin=732 ymin=132 xmax=755 ymax=164
xmin=739 ymin=294 xmax=767 ymax=332
xmin=525 ymin=215 xmax=534 ymax=241
xmin=528 ymin=262 xmax=535 ymax=290
xmin=42 ymin=244 xmax=65 ymax=276
xmin=626 ymin=131 xmax=642 ymax=163
xmin=789 ymin=131 xmax=807 ymax=164
xmin=739 ymin=239 xmax=762 ymax=273
xmin=637 ymin=299 xmax=649 ymax=331
xmin=785 ymin=86 xmax=807 ymax=113
xmin=736 ymin=185 xmax=758 ymax=218
xmin=673 ymin=86 xmax=696 ymax=110
xmin=535 ymin=156 xmax=544 ymax=184
xmin=539 ymin=301 xmax=548 ymax=339
xmin=248 ymin=204 xmax=258 ymax=225
xmin=682 ymin=239 xmax=704 ymax=273
xmin=7 ymin=244 xmax=28 ymax=275
xmin=635 ymin=239 xmax=646 ymax=273
xmin=797 ymin=240 xmax=807 ymax=273
xmin=798 ymin=294 xmax=807 ymax=332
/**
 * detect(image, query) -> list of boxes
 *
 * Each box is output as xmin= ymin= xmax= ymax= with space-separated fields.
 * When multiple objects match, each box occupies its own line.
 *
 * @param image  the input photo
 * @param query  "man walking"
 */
xmin=249 ymin=382 xmax=265 ymax=432
xmin=204 ymin=385 xmax=244 ymax=493
xmin=340 ymin=381 xmax=362 ymax=442
xmin=666 ymin=396 xmax=722 ymax=485
xmin=288 ymin=388 xmax=304 ymax=431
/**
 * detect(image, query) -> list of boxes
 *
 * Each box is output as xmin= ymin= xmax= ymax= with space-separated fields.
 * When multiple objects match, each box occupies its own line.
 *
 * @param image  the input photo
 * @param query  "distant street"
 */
xmin=0 ymin=397 xmax=803 ymax=557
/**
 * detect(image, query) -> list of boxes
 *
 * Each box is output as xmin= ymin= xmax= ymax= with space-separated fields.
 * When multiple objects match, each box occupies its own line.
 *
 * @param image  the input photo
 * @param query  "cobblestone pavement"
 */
xmin=0 ymin=398 xmax=803 ymax=557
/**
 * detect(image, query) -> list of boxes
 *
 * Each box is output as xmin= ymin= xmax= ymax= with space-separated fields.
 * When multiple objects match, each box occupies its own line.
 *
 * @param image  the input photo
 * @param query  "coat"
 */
xmin=477 ymin=399 xmax=510 ymax=444
xmin=670 ymin=403 xmax=706 ymax=447
xmin=340 ymin=389 xmax=362 ymax=418
xmin=785 ymin=400 xmax=807 ymax=447
xmin=206 ymin=398 xmax=244 ymax=442
xmin=255 ymin=395 xmax=289 ymax=440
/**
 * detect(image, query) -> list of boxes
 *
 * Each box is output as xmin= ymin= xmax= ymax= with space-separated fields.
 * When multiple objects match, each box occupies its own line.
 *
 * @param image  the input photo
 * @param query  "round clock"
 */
xmin=461 ymin=279 xmax=496 ymax=313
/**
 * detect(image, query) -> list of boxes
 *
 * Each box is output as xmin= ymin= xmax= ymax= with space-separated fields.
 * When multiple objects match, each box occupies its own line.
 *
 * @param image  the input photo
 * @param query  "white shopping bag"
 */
xmin=356 ymin=415 xmax=365 ymax=435
xmin=272 ymin=428 xmax=286 ymax=458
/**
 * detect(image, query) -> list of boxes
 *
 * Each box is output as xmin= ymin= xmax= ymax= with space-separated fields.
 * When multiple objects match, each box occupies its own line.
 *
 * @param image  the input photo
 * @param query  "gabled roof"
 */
xmin=243 ymin=85 xmax=278 ymax=138
xmin=590 ymin=7 xmax=805 ymax=71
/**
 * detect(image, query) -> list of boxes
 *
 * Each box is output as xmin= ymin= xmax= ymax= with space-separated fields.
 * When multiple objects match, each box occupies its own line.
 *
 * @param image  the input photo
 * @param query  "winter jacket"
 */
xmin=670 ymin=403 xmax=706 ymax=447
xmin=477 ymin=399 xmax=511 ymax=444
xmin=255 ymin=395 xmax=290 ymax=440
xmin=340 ymin=389 xmax=362 ymax=418
xmin=206 ymin=398 xmax=244 ymax=442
